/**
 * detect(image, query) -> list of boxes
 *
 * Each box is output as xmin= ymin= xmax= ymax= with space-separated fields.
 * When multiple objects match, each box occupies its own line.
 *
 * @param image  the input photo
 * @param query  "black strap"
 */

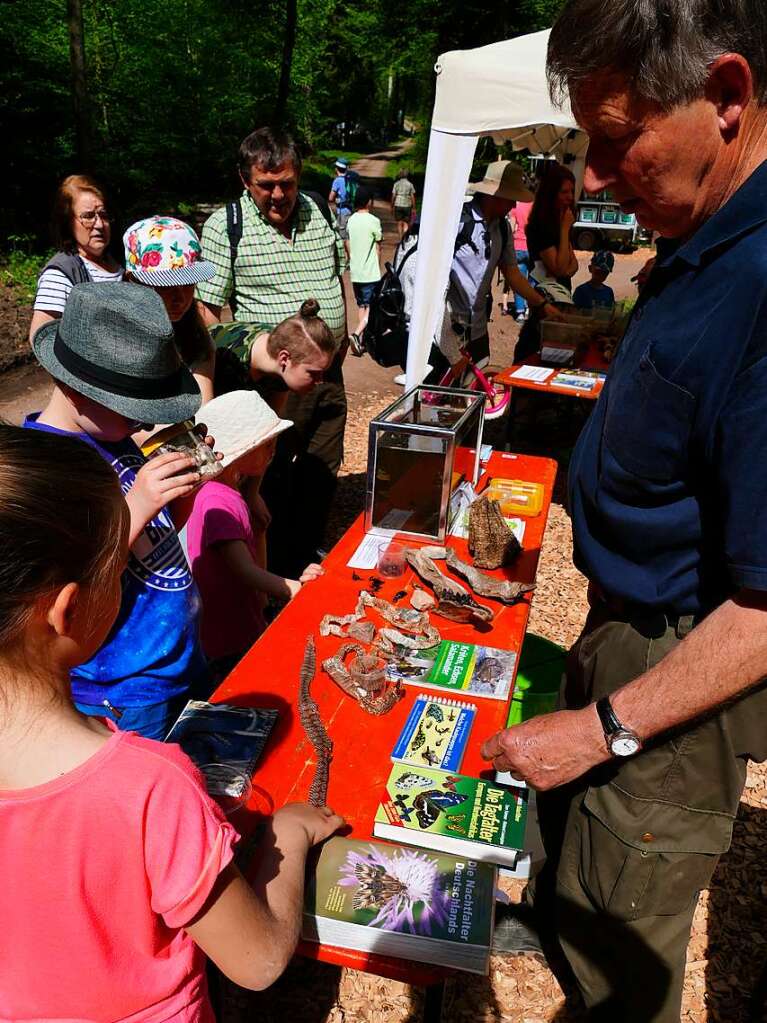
xmin=53 ymin=332 xmax=188 ymax=400
xmin=225 ymin=199 xmax=243 ymax=316
xmin=596 ymin=696 xmax=622 ymax=737
xmin=303 ymin=190 xmax=334 ymax=229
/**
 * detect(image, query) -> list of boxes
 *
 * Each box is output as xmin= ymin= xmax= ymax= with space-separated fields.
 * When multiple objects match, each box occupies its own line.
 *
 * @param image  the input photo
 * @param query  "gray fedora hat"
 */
xmin=32 ymin=282 xmax=202 ymax=424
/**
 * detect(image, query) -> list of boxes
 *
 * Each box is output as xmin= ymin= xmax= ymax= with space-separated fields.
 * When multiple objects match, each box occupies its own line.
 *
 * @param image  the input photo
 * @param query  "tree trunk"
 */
xmin=273 ymin=0 xmax=298 ymax=124
xmin=67 ymin=0 xmax=92 ymax=167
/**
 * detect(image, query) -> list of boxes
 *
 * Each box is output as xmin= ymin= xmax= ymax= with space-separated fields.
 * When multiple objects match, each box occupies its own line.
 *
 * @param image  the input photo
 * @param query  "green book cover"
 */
xmin=387 ymin=640 xmax=517 ymax=701
xmin=303 ymin=836 xmax=495 ymax=972
xmin=374 ymin=763 xmax=527 ymax=867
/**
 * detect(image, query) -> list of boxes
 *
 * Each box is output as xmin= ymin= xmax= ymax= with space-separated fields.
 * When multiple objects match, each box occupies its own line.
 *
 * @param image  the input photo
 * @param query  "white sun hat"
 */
xmin=194 ymin=390 xmax=293 ymax=469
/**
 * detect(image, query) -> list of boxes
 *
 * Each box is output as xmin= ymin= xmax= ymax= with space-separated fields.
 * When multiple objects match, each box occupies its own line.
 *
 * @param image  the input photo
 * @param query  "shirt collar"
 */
xmin=242 ymin=189 xmax=306 ymax=238
xmin=659 ymin=158 xmax=767 ymax=269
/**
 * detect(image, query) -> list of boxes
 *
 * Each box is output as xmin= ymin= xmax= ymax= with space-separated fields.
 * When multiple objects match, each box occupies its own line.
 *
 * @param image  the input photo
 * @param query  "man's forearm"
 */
xmin=612 ymin=590 xmax=767 ymax=740
xmin=482 ymin=589 xmax=767 ymax=789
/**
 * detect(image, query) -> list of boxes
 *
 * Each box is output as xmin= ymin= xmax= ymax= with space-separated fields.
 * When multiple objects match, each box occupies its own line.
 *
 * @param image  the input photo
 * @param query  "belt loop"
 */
xmin=675 ymin=614 xmax=695 ymax=640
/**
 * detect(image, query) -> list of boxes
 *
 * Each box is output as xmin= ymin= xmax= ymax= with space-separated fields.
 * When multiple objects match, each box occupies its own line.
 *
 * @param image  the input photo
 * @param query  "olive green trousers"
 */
xmin=532 ymin=602 xmax=767 ymax=1021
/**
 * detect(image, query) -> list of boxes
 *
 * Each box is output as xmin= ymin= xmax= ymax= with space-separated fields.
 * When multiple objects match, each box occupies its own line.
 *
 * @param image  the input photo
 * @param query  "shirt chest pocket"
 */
xmin=603 ymin=343 xmax=696 ymax=483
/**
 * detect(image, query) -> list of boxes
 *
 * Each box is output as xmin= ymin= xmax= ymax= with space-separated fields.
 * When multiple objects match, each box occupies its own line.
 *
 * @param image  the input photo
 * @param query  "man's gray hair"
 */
xmin=547 ymin=0 xmax=767 ymax=109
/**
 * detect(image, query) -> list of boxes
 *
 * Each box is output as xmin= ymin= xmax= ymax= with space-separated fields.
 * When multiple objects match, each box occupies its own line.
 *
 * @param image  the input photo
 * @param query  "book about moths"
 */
xmin=374 ymin=762 xmax=527 ymax=867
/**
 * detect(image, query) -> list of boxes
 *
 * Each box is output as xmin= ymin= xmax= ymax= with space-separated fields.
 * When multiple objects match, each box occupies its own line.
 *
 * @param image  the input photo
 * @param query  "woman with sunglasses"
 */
xmin=29 ymin=175 xmax=123 ymax=342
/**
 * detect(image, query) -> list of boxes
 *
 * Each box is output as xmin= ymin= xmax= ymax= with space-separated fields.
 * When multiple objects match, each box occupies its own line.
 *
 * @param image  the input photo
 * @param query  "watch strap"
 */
xmin=596 ymin=695 xmax=622 ymax=736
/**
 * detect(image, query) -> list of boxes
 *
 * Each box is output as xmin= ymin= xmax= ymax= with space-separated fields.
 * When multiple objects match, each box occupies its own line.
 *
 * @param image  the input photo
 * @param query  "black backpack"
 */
xmin=224 ymin=191 xmax=334 ymax=315
xmin=360 ymin=248 xmax=417 ymax=368
xmin=360 ymin=204 xmax=509 ymax=368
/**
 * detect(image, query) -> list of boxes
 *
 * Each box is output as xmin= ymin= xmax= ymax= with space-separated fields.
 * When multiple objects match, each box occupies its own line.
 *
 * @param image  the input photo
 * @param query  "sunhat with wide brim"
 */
xmin=123 ymin=216 xmax=216 ymax=286
xmin=194 ymin=389 xmax=293 ymax=469
xmin=466 ymin=160 xmax=534 ymax=203
xmin=32 ymin=282 xmax=202 ymax=424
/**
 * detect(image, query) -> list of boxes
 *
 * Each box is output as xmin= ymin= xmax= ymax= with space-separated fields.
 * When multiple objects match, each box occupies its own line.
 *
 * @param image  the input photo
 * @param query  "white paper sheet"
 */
xmin=347 ymin=533 xmax=386 ymax=570
xmin=509 ymin=365 xmax=555 ymax=383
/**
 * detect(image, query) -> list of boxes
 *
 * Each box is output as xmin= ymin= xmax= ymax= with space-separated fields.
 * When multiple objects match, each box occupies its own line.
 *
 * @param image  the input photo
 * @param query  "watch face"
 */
xmin=611 ymin=733 xmax=641 ymax=757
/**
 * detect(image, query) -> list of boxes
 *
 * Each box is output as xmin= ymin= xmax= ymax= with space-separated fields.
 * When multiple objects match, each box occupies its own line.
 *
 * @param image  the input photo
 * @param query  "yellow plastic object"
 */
xmin=486 ymin=478 xmax=544 ymax=517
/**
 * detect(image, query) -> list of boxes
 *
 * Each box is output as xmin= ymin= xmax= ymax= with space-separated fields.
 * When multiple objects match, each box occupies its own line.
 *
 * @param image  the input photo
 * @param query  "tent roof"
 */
xmin=431 ymin=30 xmax=582 ymax=152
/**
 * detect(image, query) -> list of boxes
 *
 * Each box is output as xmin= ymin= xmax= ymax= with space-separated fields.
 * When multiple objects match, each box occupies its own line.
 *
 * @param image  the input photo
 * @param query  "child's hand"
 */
xmin=193 ymin=423 xmax=223 ymax=463
xmin=299 ymin=563 xmax=324 ymax=584
xmin=131 ymin=452 xmax=202 ymax=523
xmin=273 ymin=803 xmax=345 ymax=847
xmin=285 ymin=578 xmax=302 ymax=599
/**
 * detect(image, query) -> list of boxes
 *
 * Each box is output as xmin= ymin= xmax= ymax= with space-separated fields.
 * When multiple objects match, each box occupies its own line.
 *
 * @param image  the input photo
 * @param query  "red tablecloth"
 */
xmin=212 ymin=450 xmax=557 ymax=984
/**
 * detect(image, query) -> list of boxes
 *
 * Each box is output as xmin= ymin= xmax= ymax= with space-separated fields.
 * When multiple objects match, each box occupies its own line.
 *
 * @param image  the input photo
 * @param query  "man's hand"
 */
xmin=481 ymin=705 xmax=608 ymax=790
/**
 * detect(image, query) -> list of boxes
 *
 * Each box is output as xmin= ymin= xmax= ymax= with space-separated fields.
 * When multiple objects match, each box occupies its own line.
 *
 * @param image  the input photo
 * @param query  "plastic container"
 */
xmin=199 ymin=763 xmax=252 ymax=816
xmin=377 ymin=540 xmax=407 ymax=577
xmin=140 ymin=421 xmax=222 ymax=479
xmin=506 ymin=634 xmax=564 ymax=727
xmin=486 ymin=478 xmax=544 ymax=517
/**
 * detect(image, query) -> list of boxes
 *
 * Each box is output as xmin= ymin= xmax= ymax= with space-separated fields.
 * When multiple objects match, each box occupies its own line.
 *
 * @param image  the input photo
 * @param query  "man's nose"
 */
xmin=583 ymin=143 xmax=619 ymax=194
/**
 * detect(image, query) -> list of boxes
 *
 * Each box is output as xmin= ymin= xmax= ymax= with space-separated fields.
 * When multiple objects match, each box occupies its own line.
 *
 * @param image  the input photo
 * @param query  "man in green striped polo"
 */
xmin=196 ymin=126 xmax=349 ymax=576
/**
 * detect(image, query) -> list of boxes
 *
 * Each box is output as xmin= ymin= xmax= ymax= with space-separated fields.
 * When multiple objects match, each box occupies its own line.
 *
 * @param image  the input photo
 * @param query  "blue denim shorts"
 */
xmin=353 ymin=280 xmax=377 ymax=307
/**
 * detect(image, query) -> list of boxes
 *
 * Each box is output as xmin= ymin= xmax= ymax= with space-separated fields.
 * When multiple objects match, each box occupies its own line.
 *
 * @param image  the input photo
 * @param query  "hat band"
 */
xmin=54 ymin=332 xmax=187 ymax=400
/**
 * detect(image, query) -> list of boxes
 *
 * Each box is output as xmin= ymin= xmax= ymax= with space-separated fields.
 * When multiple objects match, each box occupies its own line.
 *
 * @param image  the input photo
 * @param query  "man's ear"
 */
xmin=46 ymin=582 xmax=80 ymax=639
xmin=707 ymin=53 xmax=754 ymax=136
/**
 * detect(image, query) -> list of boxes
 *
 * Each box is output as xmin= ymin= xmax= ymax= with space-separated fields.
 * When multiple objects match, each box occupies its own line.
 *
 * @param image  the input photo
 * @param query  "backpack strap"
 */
xmin=453 ymin=202 xmax=480 ymax=255
xmin=302 ymin=191 xmax=335 ymax=230
xmin=225 ymin=199 xmax=243 ymax=316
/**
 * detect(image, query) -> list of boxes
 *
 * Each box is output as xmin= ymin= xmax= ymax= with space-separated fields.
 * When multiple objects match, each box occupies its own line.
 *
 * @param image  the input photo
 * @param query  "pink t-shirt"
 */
xmin=0 ymin=727 xmax=237 ymax=1023
xmin=511 ymin=202 xmax=532 ymax=249
xmin=187 ymin=481 xmax=266 ymax=660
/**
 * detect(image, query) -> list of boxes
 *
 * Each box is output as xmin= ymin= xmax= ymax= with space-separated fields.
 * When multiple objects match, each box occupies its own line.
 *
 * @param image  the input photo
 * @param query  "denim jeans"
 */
xmin=514 ymin=249 xmax=530 ymax=314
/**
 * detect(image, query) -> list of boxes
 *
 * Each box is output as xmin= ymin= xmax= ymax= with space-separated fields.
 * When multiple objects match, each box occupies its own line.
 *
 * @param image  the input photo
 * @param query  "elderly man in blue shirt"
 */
xmin=482 ymin=1 xmax=767 ymax=1019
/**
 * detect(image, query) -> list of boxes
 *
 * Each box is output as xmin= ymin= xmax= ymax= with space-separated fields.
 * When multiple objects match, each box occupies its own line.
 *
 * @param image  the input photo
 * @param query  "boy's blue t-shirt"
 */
xmin=572 ymin=281 xmax=615 ymax=310
xmin=23 ymin=415 xmax=209 ymax=708
xmin=332 ymin=174 xmax=350 ymax=209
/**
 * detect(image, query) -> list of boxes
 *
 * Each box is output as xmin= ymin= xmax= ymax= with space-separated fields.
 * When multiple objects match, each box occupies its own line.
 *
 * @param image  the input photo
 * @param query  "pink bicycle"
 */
xmin=435 ymin=348 xmax=512 ymax=421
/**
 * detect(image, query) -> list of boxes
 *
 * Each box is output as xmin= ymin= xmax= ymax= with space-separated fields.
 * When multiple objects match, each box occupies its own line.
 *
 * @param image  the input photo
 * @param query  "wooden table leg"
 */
xmin=423 ymin=979 xmax=445 ymax=1023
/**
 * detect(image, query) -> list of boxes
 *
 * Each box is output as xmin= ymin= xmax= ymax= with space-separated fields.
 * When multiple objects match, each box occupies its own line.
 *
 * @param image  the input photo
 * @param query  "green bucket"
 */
xmin=507 ymin=634 xmax=564 ymax=726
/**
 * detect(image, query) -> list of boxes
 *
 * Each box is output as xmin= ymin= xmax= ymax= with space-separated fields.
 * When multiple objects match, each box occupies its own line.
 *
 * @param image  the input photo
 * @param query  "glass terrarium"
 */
xmin=365 ymin=385 xmax=485 ymax=542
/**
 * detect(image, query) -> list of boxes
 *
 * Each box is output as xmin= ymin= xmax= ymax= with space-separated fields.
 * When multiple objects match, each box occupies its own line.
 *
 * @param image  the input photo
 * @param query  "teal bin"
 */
xmin=507 ymin=634 xmax=565 ymax=726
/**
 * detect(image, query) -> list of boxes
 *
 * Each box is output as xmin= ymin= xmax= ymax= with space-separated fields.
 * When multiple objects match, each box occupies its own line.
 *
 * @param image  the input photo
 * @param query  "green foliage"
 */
xmin=2 ymin=0 xmax=565 ymax=247
xmin=0 ymin=244 xmax=51 ymax=306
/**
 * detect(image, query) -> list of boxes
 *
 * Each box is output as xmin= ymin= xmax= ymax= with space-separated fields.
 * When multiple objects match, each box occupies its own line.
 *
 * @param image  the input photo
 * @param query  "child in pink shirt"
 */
xmin=0 ymin=424 xmax=343 ymax=1022
xmin=187 ymin=390 xmax=324 ymax=677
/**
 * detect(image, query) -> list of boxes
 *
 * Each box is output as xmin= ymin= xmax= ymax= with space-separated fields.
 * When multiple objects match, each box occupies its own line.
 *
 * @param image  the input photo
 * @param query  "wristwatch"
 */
xmin=596 ymin=696 xmax=642 ymax=757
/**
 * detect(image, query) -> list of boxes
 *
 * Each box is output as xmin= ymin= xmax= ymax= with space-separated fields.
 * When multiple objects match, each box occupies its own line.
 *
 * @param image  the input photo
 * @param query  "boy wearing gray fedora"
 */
xmin=25 ymin=282 xmax=212 ymax=740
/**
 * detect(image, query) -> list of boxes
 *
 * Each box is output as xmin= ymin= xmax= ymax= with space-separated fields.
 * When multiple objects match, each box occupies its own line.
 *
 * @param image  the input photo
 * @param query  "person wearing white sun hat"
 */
xmin=124 ymin=216 xmax=218 ymax=404
xmin=186 ymin=389 xmax=324 ymax=678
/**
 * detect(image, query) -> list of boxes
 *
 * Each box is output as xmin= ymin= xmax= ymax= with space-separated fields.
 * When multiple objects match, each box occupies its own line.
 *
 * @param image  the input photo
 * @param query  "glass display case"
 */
xmin=364 ymin=385 xmax=485 ymax=542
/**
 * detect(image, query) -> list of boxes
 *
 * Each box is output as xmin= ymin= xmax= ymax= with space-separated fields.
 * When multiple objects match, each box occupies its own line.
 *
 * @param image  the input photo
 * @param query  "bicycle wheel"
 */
xmin=478 ymin=370 xmax=512 ymax=420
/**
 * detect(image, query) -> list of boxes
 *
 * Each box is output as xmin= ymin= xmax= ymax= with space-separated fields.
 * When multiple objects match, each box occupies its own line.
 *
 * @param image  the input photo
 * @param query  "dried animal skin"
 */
xmin=297 ymin=636 xmax=333 ymax=807
xmin=347 ymin=619 xmax=376 ymax=644
xmin=468 ymin=495 xmax=522 ymax=569
xmin=404 ymin=548 xmax=494 ymax=625
xmin=357 ymin=590 xmax=430 ymax=633
xmin=319 ymin=610 xmax=362 ymax=638
xmin=322 ymin=642 xmax=404 ymax=715
xmin=443 ymin=548 xmax=535 ymax=605
xmin=375 ymin=623 xmax=442 ymax=653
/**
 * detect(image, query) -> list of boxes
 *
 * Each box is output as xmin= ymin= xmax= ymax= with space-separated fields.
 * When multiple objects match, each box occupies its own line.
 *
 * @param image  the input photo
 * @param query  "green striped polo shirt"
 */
xmin=196 ymin=191 xmax=347 ymax=340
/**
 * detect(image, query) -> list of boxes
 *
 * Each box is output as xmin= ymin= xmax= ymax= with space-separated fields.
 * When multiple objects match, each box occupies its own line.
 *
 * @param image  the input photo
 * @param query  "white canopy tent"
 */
xmin=405 ymin=29 xmax=587 ymax=387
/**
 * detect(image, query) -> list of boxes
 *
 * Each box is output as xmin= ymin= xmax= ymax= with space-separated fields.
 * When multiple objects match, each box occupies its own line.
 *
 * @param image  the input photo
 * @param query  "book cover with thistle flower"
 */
xmin=303 ymin=836 xmax=496 ymax=974
xmin=374 ymin=763 xmax=527 ymax=867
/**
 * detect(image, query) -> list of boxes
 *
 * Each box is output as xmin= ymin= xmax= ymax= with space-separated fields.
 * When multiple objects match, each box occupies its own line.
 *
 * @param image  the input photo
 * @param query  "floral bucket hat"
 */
xmin=123 ymin=216 xmax=216 ymax=286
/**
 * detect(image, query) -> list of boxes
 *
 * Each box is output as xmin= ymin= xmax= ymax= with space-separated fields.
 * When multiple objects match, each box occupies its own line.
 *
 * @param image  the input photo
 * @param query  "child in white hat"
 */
xmin=186 ymin=390 xmax=324 ymax=676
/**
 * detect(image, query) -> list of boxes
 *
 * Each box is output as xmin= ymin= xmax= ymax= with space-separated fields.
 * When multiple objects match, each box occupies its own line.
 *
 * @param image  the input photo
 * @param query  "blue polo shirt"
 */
xmin=569 ymin=159 xmax=767 ymax=617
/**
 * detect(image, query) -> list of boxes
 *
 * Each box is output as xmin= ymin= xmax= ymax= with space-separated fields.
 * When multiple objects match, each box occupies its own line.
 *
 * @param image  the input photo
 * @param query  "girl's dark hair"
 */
xmin=173 ymin=303 xmax=212 ymax=367
xmin=526 ymin=163 xmax=576 ymax=250
xmin=267 ymin=299 xmax=337 ymax=362
xmin=51 ymin=174 xmax=108 ymax=253
xmin=0 ymin=425 xmax=125 ymax=648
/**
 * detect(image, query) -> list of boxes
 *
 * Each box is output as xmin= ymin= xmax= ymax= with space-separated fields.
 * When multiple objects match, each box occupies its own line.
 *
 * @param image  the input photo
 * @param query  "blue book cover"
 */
xmin=391 ymin=694 xmax=476 ymax=773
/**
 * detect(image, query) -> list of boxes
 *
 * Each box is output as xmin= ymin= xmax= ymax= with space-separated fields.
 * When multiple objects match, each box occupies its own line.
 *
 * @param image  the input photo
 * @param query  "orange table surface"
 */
xmin=212 ymin=450 xmax=557 ymax=986
xmin=497 ymin=343 xmax=609 ymax=400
